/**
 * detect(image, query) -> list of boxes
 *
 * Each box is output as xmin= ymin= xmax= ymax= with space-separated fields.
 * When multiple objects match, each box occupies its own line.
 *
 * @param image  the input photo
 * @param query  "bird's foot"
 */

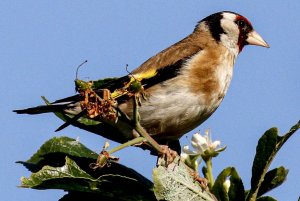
xmin=194 ymin=174 xmax=208 ymax=190
xmin=157 ymin=145 xmax=178 ymax=166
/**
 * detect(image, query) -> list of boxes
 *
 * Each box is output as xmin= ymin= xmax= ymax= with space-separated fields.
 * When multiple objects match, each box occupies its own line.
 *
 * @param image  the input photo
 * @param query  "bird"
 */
xmin=14 ymin=11 xmax=269 ymax=153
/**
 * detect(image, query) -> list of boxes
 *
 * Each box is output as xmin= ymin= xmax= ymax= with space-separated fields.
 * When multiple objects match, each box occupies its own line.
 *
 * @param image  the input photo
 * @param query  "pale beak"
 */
xmin=246 ymin=30 xmax=270 ymax=48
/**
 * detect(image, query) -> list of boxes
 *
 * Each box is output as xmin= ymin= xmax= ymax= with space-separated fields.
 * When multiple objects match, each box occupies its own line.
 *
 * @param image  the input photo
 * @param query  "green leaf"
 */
xmin=21 ymin=157 xmax=155 ymax=201
xmin=21 ymin=157 xmax=93 ymax=190
xmin=257 ymin=196 xmax=277 ymax=201
xmin=153 ymin=156 xmax=216 ymax=201
xmin=250 ymin=127 xmax=278 ymax=191
xmin=18 ymin=137 xmax=154 ymax=200
xmin=257 ymin=166 xmax=288 ymax=197
xmin=228 ymin=168 xmax=245 ymax=201
xmin=17 ymin=136 xmax=153 ymax=187
xmin=212 ymin=167 xmax=245 ymax=201
xmin=17 ymin=136 xmax=98 ymax=172
xmin=247 ymin=121 xmax=300 ymax=201
xmin=212 ymin=168 xmax=230 ymax=201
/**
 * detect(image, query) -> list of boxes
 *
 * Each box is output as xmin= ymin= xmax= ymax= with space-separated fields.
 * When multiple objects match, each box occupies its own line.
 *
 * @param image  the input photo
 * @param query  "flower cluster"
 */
xmin=181 ymin=130 xmax=226 ymax=171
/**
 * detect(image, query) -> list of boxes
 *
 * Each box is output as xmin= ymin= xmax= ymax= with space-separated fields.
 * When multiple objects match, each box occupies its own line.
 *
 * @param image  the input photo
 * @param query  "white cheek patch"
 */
xmin=221 ymin=19 xmax=239 ymax=35
xmin=221 ymin=12 xmax=240 ymax=38
xmin=220 ymin=15 xmax=240 ymax=55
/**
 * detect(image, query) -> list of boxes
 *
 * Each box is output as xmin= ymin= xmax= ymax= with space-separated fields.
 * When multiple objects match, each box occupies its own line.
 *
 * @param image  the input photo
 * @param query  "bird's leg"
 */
xmin=132 ymin=95 xmax=180 ymax=165
xmin=89 ymin=88 xmax=174 ymax=169
xmin=132 ymin=94 xmax=164 ymax=154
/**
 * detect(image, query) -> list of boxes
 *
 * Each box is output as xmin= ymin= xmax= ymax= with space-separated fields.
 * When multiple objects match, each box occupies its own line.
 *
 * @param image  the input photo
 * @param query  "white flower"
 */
xmin=181 ymin=130 xmax=226 ymax=185
xmin=180 ymin=146 xmax=191 ymax=160
xmin=191 ymin=133 xmax=207 ymax=154
xmin=180 ymin=145 xmax=200 ymax=171
xmin=184 ymin=130 xmax=222 ymax=155
xmin=182 ymin=145 xmax=195 ymax=154
xmin=181 ymin=129 xmax=226 ymax=167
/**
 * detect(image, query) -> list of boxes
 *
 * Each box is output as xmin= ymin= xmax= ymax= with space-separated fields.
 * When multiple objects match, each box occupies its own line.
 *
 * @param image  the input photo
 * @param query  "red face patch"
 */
xmin=235 ymin=15 xmax=253 ymax=52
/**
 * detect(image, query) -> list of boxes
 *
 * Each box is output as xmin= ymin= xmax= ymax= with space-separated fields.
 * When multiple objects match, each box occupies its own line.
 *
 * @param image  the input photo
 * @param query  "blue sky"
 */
xmin=1 ymin=1 xmax=299 ymax=200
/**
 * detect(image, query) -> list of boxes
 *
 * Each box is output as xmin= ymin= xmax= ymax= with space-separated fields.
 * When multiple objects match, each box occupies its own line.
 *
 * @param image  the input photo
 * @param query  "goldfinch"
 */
xmin=14 ymin=11 xmax=269 ymax=150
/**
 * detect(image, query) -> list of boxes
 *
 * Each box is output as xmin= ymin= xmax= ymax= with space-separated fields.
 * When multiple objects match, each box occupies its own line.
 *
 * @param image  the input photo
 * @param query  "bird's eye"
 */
xmin=236 ymin=20 xmax=250 ymax=32
xmin=237 ymin=20 xmax=245 ymax=27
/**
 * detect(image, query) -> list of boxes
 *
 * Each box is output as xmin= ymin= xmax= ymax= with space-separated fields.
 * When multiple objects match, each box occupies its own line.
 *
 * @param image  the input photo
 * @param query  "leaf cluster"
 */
xmin=210 ymin=121 xmax=299 ymax=201
xmin=18 ymin=137 xmax=155 ymax=201
xmin=18 ymin=121 xmax=299 ymax=201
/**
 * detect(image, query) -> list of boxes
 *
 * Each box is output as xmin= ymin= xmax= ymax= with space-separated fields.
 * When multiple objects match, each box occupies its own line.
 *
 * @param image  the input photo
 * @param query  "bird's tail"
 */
xmin=13 ymin=104 xmax=70 ymax=114
xmin=13 ymin=76 xmax=131 ymax=115
xmin=13 ymin=96 xmax=77 ymax=115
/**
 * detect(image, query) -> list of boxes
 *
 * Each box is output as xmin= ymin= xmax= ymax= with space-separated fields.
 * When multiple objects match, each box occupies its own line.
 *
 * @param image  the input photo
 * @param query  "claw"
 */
xmin=194 ymin=174 xmax=208 ymax=190
xmin=158 ymin=145 xmax=178 ymax=167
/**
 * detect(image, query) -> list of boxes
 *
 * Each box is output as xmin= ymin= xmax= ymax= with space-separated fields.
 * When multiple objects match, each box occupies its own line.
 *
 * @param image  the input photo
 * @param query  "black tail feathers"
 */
xmin=13 ymin=104 xmax=69 ymax=115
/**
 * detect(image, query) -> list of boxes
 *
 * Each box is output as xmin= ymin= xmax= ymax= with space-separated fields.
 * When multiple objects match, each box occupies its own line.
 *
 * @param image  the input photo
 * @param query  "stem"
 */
xmin=135 ymin=123 xmax=162 ymax=153
xmin=205 ymin=157 xmax=214 ymax=189
xmin=108 ymin=136 xmax=145 ymax=154
xmin=133 ymin=95 xmax=140 ymax=125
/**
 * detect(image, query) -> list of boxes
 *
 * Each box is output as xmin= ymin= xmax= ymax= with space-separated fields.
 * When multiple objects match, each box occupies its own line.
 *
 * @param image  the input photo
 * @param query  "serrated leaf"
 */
xmin=17 ymin=136 xmax=153 ymax=187
xmin=212 ymin=167 xmax=245 ymax=201
xmin=153 ymin=156 xmax=216 ymax=201
xmin=21 ymin=156 xmax=95 ymax=190
xmin=257 ymin=166 xmax=288 ymax=197
xmin=247 ymin=121 xmax=300 ymax=201
xmin=21 ymin=157 xmax=155 ymax=201
xmin=17 ymin=136 xmax=98 ymax=172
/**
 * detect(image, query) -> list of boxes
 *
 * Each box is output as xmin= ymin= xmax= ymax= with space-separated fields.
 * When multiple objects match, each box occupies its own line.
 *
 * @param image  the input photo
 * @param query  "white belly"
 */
xmin=139 ymin=79 xmax=206 ymax=138
xmin=137 ymin=49 xmax=235 ymax=139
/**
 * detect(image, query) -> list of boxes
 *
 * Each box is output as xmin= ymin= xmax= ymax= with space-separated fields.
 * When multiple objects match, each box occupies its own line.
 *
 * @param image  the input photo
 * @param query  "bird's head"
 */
xmin=196 ymin=11 xmax=269 ymax=53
